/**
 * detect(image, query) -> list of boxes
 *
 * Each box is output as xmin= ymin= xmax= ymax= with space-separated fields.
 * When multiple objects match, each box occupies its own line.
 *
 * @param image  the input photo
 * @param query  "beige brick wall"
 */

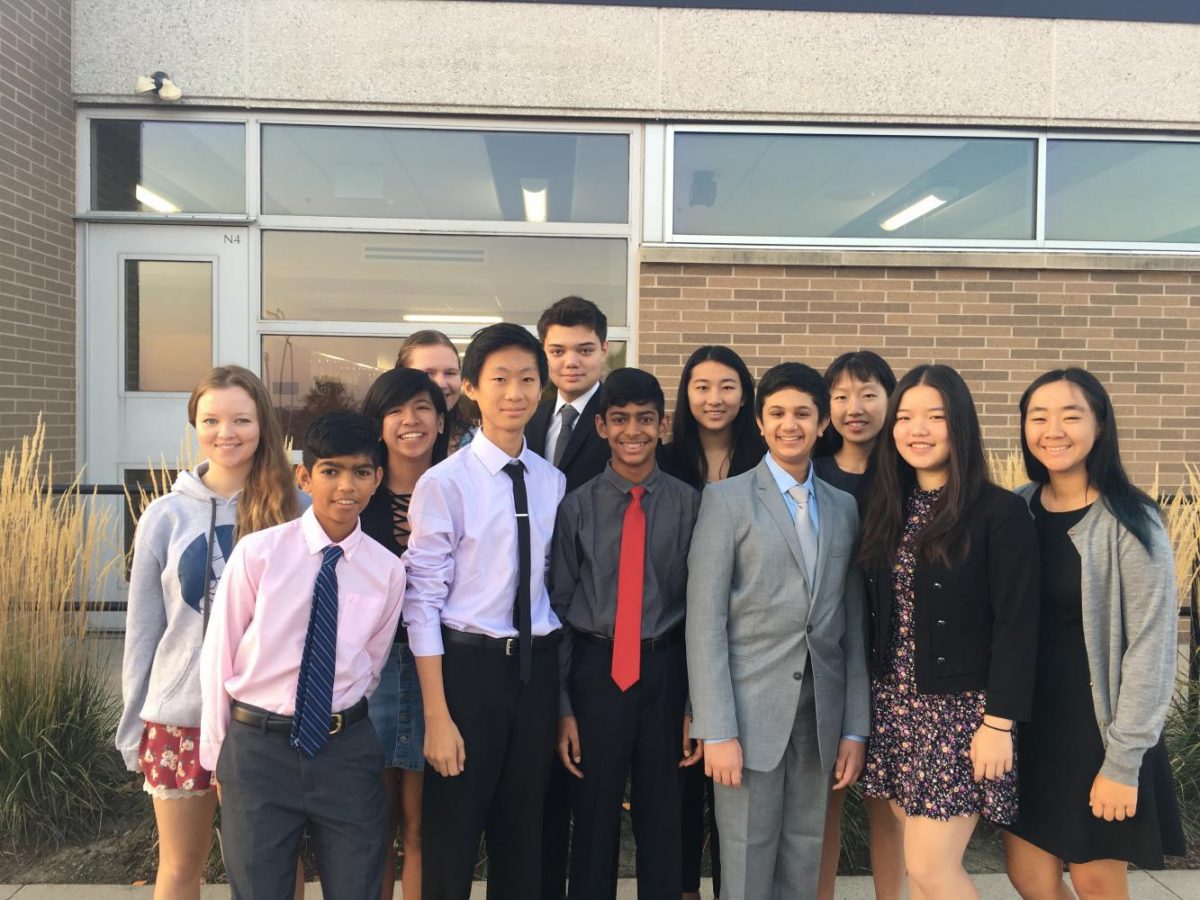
xmin=639 ymin=254 xmax=1200 ymax=491
xmin=0 ymin=0 xmax=75 ymax=471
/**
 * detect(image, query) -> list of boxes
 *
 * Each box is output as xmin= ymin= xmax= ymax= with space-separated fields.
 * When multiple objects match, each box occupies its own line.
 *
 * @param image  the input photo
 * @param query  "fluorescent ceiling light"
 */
xmin=135 ymin=184 xmax=180 ymax=213
xmin=880 ymin=194 xmax=946 ymax=232
xmin=403 ymin=314 xmax=503 ymax=325
xmin=521 ymin=178 xmax=549 ymax=224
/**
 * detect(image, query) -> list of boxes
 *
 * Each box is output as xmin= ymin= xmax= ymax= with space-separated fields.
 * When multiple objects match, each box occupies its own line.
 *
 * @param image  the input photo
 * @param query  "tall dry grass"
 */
xmin=0 ymin=420 xmax=127 ymax=847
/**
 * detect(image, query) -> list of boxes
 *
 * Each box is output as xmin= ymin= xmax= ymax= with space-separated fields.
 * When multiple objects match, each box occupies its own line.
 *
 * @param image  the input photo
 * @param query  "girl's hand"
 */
xmin=424 ymin=712 xmax=466 ymax=777
xmin=969 ymin=718 xmax=1013 ymax=782
xmin=1090 ymin=773 xmax=1138 ymax=821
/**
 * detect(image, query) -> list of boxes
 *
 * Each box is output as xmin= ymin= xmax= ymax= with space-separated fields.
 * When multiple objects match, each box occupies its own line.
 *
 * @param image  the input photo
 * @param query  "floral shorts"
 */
xmin=139 ymin=722 xmax=213 ymax=799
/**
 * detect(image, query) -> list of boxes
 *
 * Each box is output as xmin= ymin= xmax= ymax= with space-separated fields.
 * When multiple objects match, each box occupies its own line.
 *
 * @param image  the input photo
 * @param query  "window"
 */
xmin=91 ymin=120 xmax=246 ymax=214
xmin=262 ymin=231 xmax=629 ymax=326
xmin=262 ymin=125 xmax=629 ymax=222
xmin=672 ymin=132 xmax=1036 ymax=241
xmin=1046 ymin=140 xmax=1200 ymax=243
xmin=124 ymin=260 xmax=213 ymax=391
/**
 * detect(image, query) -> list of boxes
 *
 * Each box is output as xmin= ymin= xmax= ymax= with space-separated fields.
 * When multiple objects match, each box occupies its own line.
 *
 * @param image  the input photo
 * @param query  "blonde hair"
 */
xmin=187 ymin=366 xmax=298 ymax=538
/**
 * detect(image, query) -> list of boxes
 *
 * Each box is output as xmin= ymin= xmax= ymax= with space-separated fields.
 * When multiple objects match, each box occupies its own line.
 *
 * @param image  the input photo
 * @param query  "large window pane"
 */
xmin=124 ymin=260 xmax=212 ymax=391
xmin=262 ymin=125 xmax=629 ymax=222
xmin=92 ymin=120 xmax=246 ymax=213
xmin=1046 ymin=140 xmax=1200 ymax=242
xmin=264 ymin=335 xmax=626 ymax=445
xmin=673 ymin=133 xmax=1035 ymax=240
xmin=262 ymin=232 xmax=627 ymax=326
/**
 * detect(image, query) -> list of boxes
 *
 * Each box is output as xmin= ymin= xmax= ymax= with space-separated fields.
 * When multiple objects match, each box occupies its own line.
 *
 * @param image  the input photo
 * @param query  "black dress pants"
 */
xmin=422 ymin=636 xmax=559 ymax=900
xmin=567 ymin=636 xmax=686 ymax=900
xmin=217 ymin=713 xmax=386 ymax=900
xmin=541 ymin=756 xmax=572 ymax=900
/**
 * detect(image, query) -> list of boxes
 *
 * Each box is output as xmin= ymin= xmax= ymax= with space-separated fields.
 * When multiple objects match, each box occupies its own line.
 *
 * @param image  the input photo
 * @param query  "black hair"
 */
xmin=361 ymin=368 xmax=449 ymax=466
xmin=814 ymin=350 xmax=898 ymax=457
xmin=598 ymin=367 xmax=665 ymax=418
xmin=754 ymin=362 xmax=830 ymax=422
xmin=669 ymin=345 xmax=766 ymax=487
xmin=1019 ymin=367 xmax=1157 ymax=550
xmin=301 ymin=410 xmax=384 ymax=470
xmin=461 ymin=323 xmax=548 ymax=388
xmin=858 ymin=364 xmax=988 ymax=570
xmin=536 ymin=295 xmax=609 ymax=343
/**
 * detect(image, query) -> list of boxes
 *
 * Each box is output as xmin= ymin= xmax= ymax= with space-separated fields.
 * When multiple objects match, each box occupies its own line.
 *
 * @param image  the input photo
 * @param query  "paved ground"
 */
xmin=2 ymin=873 xmax=1199 ymax=899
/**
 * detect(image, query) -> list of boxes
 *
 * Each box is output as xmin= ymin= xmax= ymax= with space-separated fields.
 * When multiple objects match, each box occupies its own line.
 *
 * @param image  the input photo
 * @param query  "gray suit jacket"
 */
xmin=686 ymin=458 xmax=870 ymax=774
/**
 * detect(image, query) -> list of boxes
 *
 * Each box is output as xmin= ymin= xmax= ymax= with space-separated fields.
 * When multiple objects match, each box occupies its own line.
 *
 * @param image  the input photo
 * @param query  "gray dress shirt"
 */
xmin=550 ymin=463 xmax=701 ymax=716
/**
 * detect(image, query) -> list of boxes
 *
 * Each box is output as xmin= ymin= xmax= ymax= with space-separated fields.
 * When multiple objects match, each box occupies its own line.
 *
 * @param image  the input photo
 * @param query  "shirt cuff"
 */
xmin=406 ymin=621 xmax=445 ymax=656
xmin=704 ymin=737 xmax=734 ymax=744
xmin=842 ymin=734 xmax=867 ymax=743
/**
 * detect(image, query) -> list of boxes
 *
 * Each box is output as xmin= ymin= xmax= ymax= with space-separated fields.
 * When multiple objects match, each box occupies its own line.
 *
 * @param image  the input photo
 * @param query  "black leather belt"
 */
xmin=231 ymin=696 xmax=368 ymax=736
xmin=441 ymin=625 xmax=563 ymax=656
xmin=576 ymin=624 xmax=683 ymax=653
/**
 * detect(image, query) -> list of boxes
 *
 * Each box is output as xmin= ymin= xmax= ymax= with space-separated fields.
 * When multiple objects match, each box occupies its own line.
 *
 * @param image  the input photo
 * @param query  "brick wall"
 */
xmin=639 ymin=253 xmax=1200 ymax=491
xmin=0 ymin=0 xmax=75 ymax=471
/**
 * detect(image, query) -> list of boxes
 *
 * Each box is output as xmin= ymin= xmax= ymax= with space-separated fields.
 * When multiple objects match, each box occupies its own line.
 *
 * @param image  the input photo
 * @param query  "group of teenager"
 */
xmin=119 ymin=295 xmax=1184 ymax=900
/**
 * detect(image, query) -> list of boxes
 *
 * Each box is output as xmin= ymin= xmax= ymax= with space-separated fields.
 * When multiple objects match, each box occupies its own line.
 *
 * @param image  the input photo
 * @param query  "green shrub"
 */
xmin=1165 ymin=679 xmax=1200 ymax=847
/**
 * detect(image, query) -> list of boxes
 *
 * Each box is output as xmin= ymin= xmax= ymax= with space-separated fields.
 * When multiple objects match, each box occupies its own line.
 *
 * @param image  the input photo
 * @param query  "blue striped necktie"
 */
xmin=291 ymin=544 xmax=343 ymax=757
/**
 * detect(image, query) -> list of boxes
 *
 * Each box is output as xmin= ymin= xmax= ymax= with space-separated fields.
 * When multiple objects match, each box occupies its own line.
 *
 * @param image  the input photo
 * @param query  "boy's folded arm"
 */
xmin=363 ymin=560 xmax=407 ymax=695
xmin=198 ymin=540 xmax=259 ymax=772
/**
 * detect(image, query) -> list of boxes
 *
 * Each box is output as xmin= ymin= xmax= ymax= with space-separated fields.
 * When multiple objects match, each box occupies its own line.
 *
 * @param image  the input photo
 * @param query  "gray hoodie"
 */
xmin=116 ymin=463 xmax=308 ymax=771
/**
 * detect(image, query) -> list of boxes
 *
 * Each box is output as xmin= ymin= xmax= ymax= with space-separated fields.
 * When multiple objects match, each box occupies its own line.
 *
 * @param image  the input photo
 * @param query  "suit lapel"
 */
xmin=525 ymin=400 xmax=553 ymax=457
xmin=810 ymin=477 xmax=842 ymax=601
xmin=557 ymin=387 xmax=601 ymax=471
xmin=753 ymin=460 xmax=810 ymax=588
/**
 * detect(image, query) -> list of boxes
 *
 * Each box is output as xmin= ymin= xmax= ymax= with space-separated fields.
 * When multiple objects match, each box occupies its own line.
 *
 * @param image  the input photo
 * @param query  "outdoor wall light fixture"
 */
xmin=880 ymin=193 xmax=947 ymax=232
xmin=134 ymin=71 xmax=183 ymax=102
xmin=521 ymin=178 xmax=549 ymax=224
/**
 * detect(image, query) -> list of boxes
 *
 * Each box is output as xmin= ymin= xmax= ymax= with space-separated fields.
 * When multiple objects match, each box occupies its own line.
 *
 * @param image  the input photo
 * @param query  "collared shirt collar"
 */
xmin=601 ymin=460 xmax=661 ymax=495
xmin=553 ymin=379 xmax=600 ymax=418
xmin=300 ymin=504 xmax=365 ymax=560
xmin=470 ymin=427 xmax=535 ymax=476
xmin=764 ymin=452 xmax=815 ymax=500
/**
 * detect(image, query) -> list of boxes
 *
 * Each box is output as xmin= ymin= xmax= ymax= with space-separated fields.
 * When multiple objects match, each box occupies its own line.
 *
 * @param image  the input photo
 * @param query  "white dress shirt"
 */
xmin=543 ymin=380 xmax=601 ymax=461
xmin=402 ymin=429 xmax=567 ymax=656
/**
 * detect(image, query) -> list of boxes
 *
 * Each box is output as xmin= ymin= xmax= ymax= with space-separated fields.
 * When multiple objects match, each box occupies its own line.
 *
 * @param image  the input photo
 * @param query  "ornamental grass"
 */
xmin=0 ymin=420 xmax=126 ymax=848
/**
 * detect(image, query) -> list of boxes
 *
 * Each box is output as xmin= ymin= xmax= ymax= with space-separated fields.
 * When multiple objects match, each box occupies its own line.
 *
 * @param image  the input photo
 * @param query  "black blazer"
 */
xmin=864 ymin=483 xmax=1040 ymax=722
xmin=524 ymin=388 xmax=610 ymax=494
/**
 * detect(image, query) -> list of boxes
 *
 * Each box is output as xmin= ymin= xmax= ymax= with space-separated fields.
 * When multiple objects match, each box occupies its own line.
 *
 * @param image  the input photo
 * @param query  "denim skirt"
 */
xmin=368 ymin=641 xmax=426 ymax=770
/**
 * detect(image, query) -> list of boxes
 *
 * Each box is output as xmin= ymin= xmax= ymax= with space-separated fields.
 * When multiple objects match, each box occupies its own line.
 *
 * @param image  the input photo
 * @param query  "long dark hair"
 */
xmin=859 ymin=364 xmax=988 ymax=569
xmin=669 ymin=346 xmax=765 ymax=487
xmin=361 ymin=368 xmax=449 ymax=470
xmin=814 ymin=350 xmax=897 ymax=458
xmin=1019 ymin=368 xmax=1157 ymax=550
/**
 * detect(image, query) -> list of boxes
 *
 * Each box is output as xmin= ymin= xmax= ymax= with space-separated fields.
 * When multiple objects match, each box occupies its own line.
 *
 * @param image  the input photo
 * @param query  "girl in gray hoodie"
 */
xmin=119 ymin=365 xmax=302 ymax=900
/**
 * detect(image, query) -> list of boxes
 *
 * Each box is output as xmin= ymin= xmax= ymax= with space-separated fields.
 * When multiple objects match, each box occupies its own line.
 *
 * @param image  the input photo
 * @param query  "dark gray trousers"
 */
xmin=216 ymin=713 xmax=387 ymax=900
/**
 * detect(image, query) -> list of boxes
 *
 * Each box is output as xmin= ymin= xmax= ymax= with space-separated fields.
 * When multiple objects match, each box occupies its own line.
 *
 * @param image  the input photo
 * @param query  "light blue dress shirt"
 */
xmin=763 ymin=452 xmax=820 ymax=534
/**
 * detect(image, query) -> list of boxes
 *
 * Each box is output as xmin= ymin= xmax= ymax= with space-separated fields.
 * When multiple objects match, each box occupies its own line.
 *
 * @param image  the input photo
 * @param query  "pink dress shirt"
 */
xmin=402 ymin=429 xmax=566 ymax=657
xmin=198 ymin=507 xmax=405 ymax=770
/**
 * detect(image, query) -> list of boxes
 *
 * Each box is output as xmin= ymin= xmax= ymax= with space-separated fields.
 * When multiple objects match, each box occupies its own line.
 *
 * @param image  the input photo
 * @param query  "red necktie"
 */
xmin=612 ymin=485 xmax=646 ymax=691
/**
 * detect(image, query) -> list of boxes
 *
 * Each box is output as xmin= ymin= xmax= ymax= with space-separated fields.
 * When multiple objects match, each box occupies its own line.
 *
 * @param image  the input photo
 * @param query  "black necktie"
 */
xmin=503 ymin=461 xmax=533 ymax=682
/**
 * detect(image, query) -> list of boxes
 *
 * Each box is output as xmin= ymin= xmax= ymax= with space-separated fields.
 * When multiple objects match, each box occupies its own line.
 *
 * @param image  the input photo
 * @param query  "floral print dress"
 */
xmin=861 ymin=487 xmax=1018 ymax=823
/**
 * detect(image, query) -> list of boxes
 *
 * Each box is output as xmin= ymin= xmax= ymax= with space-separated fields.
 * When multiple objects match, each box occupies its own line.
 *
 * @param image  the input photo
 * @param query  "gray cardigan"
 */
xmin=1015 ymin=483 xmax=1178 ymax=786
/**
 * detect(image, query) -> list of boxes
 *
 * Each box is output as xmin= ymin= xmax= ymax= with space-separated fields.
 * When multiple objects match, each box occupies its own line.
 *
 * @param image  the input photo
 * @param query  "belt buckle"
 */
xmin=504 ymin=637 xmax=516 ymax=657
xmin=329 ymin=713 xmax=344 ymax=736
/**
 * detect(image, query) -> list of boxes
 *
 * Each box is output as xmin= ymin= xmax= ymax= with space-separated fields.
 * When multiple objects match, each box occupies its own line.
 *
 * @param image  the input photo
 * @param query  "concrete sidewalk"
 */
xmin=2 ymin=873 xmax=1199 ymax=899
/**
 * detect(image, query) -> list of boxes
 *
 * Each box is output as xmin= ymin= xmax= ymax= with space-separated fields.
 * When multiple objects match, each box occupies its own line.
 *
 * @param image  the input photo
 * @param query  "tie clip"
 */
xmin=515 ymin=513 xmax=529 ymax=518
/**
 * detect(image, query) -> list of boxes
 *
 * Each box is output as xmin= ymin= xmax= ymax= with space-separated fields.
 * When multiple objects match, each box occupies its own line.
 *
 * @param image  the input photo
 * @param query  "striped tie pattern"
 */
xmin=290 ymin=544 xmax=343 ymax=758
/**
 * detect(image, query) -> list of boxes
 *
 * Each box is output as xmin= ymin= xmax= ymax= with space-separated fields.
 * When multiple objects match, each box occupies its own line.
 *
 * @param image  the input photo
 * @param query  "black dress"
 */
xmin=812 ymin=455 xmax=867 ymax=504
xmin=1005 ymin=489 xmax=1185 ymax=867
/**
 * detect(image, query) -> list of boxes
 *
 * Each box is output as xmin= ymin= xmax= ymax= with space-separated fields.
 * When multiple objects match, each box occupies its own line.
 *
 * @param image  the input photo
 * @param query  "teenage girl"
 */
xmin=1003 ymin=368 xmax=1184 ymax=900
xmin=658 ymin=345 xmax=766 ymax=900
xmin=858 ymin=364 xmax=1040 ymax=900
xmin=811 ymin=351 xmax=905 ymax=900
xmin=396 ymin=330 xmax=476 ymax=455
xmin=361 ymin=368 xmax=448 ymax=900
xmin=118 ymin=366 xmax=303 ymax=900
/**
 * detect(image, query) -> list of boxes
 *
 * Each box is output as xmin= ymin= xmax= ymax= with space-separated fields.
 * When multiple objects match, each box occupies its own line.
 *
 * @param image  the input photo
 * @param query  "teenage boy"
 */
xmin=526 ymin=295 xmax=612 ymax=493
xmin=199 ymin=411 xmax=405 ymax=900
xmin=551 ymin=368 xmax=702 ymax=900
xmin=686 ymin=363 xmax=870 ymax=900
xmin=525 ymin=295 xmax=613 ymax=898
xmin=404 ymin=323 xmax=566 ymax=900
